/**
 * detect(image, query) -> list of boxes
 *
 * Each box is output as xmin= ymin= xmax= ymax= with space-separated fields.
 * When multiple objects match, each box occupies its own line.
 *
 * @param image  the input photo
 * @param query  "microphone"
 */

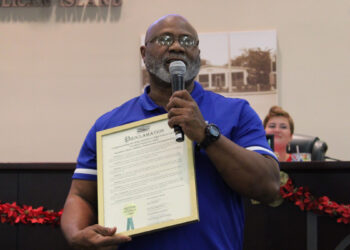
xmin=169 ymin=61 xmax=186 ymax=142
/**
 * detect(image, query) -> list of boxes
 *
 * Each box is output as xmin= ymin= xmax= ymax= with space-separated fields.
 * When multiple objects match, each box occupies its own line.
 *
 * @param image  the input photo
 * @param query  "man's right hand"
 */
xmin=70 ymin=225 xmax=132 ymax=250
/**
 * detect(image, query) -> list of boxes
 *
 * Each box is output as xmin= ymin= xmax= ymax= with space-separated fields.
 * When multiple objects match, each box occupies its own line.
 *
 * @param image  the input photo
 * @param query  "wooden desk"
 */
xmin=1 ymin=162 xmax=349 ymax=250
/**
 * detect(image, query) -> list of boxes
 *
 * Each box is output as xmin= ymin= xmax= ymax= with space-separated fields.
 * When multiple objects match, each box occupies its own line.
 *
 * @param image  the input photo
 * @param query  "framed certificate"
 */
xmin=96 ymin=114 xmax=199 ymax=236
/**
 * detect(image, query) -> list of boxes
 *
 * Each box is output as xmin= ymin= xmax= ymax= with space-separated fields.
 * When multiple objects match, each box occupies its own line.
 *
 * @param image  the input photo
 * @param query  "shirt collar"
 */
xmin=140 ymin=85 xmax=159 ymax=112
xmin=191 ymin=81 xmax=204 ymax=102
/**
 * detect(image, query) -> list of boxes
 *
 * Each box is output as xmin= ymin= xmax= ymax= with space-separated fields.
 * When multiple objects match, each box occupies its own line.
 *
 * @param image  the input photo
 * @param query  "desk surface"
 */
xmin=280 ymin=161 xmax=350 ymax=171
xmin=1 ymin=161 xmax=350 ymax=170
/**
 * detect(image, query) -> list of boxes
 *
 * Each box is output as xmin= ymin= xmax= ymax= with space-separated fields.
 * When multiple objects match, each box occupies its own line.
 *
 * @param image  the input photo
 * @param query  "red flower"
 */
xmin=279 ymin=176 xmax=350 ymax=225
xmin=295 ymin=200 xmax=305 ymax=210
xmin=0 ymin=201 xmax=62 ymax=226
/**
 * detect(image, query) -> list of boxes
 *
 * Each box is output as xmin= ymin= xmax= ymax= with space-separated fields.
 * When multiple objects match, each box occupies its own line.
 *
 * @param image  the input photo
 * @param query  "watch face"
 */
xmin=200 ymin=124 xmax=221 ymax=149
xmin=209 ymin=125 xmax=220 ymax=137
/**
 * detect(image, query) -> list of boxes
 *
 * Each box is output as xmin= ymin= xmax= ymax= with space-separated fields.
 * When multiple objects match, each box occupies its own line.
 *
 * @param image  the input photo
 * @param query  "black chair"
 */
xmin=288 ymin=134 xmax=328 ymax=161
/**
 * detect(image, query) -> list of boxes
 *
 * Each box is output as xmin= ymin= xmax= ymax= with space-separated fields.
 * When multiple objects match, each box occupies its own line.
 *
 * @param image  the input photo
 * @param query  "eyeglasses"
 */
xmin=146 ymin=33 xmax=198 ymax=49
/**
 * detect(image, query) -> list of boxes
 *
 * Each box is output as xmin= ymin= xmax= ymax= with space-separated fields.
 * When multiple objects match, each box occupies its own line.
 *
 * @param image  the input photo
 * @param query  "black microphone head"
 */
xmin=169 ymin=61 xmax=186 ymax=75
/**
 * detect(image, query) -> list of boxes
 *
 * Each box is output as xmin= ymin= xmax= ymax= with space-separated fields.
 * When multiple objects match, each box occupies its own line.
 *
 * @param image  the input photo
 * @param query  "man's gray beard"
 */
xmin=145 ymin=55 xmax=201 ymax=84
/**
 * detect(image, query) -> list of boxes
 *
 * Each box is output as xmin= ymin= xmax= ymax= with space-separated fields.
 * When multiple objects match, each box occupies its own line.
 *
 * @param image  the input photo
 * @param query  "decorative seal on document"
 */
xmin=123 ymin=204 xmax=137 ymax=231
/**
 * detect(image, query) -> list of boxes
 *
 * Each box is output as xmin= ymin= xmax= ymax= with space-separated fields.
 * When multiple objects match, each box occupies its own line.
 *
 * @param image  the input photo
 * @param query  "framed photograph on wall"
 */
xmin=140 ymin=30 xmax=278 ymax=119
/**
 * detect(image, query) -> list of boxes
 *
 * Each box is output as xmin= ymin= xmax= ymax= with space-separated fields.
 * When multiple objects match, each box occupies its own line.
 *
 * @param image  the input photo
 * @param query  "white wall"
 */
xmin=1 ymin=0 xmax=349 ymax=162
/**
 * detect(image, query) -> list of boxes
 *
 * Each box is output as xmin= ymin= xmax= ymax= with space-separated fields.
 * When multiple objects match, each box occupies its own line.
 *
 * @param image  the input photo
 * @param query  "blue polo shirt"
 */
xmin=73 ymin=81 xmax=276 ymax=250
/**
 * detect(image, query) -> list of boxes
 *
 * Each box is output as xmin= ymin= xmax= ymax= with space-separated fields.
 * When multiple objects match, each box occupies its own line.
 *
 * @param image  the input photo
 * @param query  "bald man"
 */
xmin=61 ymin=14 xmax=280 ymax=250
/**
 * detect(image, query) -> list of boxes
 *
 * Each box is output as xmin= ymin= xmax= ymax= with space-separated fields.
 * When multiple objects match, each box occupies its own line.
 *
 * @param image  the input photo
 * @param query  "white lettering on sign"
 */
xmin=0 ymin=0 xmax=122 ymax=7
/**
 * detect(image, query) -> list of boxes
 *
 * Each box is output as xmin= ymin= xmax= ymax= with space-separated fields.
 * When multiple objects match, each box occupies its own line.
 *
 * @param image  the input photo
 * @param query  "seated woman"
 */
xmin=263 ymin=106 xmax=294 ymax=162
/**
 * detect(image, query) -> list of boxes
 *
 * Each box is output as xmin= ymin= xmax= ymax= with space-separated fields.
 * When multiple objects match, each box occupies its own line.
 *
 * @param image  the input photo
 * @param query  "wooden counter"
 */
xmin=1 ymin=161 xmax=349 ymax=250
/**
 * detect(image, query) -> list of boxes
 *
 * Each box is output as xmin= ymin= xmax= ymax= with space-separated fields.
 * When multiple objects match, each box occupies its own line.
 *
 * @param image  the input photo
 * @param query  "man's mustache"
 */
xmin=163 ymin=53 xmax=189 ymax=65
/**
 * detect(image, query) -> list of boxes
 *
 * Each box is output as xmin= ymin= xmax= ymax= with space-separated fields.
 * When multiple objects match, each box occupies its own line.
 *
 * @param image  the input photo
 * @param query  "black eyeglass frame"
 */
xmin=145 ymin=33 xmax=199 ymax=49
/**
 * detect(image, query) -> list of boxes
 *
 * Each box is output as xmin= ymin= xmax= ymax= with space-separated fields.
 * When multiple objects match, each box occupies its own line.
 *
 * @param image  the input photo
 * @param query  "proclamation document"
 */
xmin=96 ymin=114 xmax=198 ymax=236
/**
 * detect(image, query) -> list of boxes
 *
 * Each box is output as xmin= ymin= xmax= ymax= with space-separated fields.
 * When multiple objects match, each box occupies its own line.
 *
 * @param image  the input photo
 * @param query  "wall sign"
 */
xmin=0 ymin=0 xmax=122 ymax=7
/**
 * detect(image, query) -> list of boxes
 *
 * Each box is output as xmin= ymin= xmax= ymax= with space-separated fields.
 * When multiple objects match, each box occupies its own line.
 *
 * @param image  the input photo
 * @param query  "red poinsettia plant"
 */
xmin=280 ymin=177 xmax=350 ymax=224
xmin=0 ymin=202 xmax=62 ymax=226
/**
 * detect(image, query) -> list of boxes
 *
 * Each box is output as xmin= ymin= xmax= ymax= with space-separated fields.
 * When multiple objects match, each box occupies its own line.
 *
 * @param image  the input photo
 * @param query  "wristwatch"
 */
xmin=198 ymin=123 xmax=221 ymax=149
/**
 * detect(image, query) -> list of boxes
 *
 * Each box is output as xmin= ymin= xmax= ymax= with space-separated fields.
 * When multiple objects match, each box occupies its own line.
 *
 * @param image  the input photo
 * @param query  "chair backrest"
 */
xmin=288 ymin=134 xmax=328 ymax=161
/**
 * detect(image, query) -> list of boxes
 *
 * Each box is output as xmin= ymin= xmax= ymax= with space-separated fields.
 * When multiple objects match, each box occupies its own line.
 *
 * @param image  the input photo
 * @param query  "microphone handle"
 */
xmin=171 ymin=74 xmax=185 ymax=92
xmin=174 ymin=125 xmax=184 ymax=142
xmin=171 ymin=74 xmax=185 ymax=142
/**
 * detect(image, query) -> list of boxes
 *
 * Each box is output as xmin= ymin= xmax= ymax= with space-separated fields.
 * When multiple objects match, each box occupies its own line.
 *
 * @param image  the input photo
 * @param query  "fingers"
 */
xmin=94 ymin=225 xmax=116 ymax=236
xmin=167 ymin=99 xmax=199 ymax=130
xmin=72 ymin=225 xmax=132 ymax=249
xmin=97 ymin=226 xmax=130 ymax=242
xmin=166 ymin=91 xmax=197 ymax=117
xmin=96 ymin=234 xmax=132 ymax=248
xmin=166 ymin=90 xmax=193 ymax=111
xmin=166 ymin=89 xmax=207 ymax=142
xmin=167 ymin=107 xmax=192 ymax=127
xmin=171 ymin=89 xmax=192 ymax=100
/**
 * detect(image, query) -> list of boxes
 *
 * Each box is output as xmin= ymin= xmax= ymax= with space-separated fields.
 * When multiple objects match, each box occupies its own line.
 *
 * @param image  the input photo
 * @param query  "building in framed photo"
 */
xmin=196 ymin=30 xmax=277 ymax=119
